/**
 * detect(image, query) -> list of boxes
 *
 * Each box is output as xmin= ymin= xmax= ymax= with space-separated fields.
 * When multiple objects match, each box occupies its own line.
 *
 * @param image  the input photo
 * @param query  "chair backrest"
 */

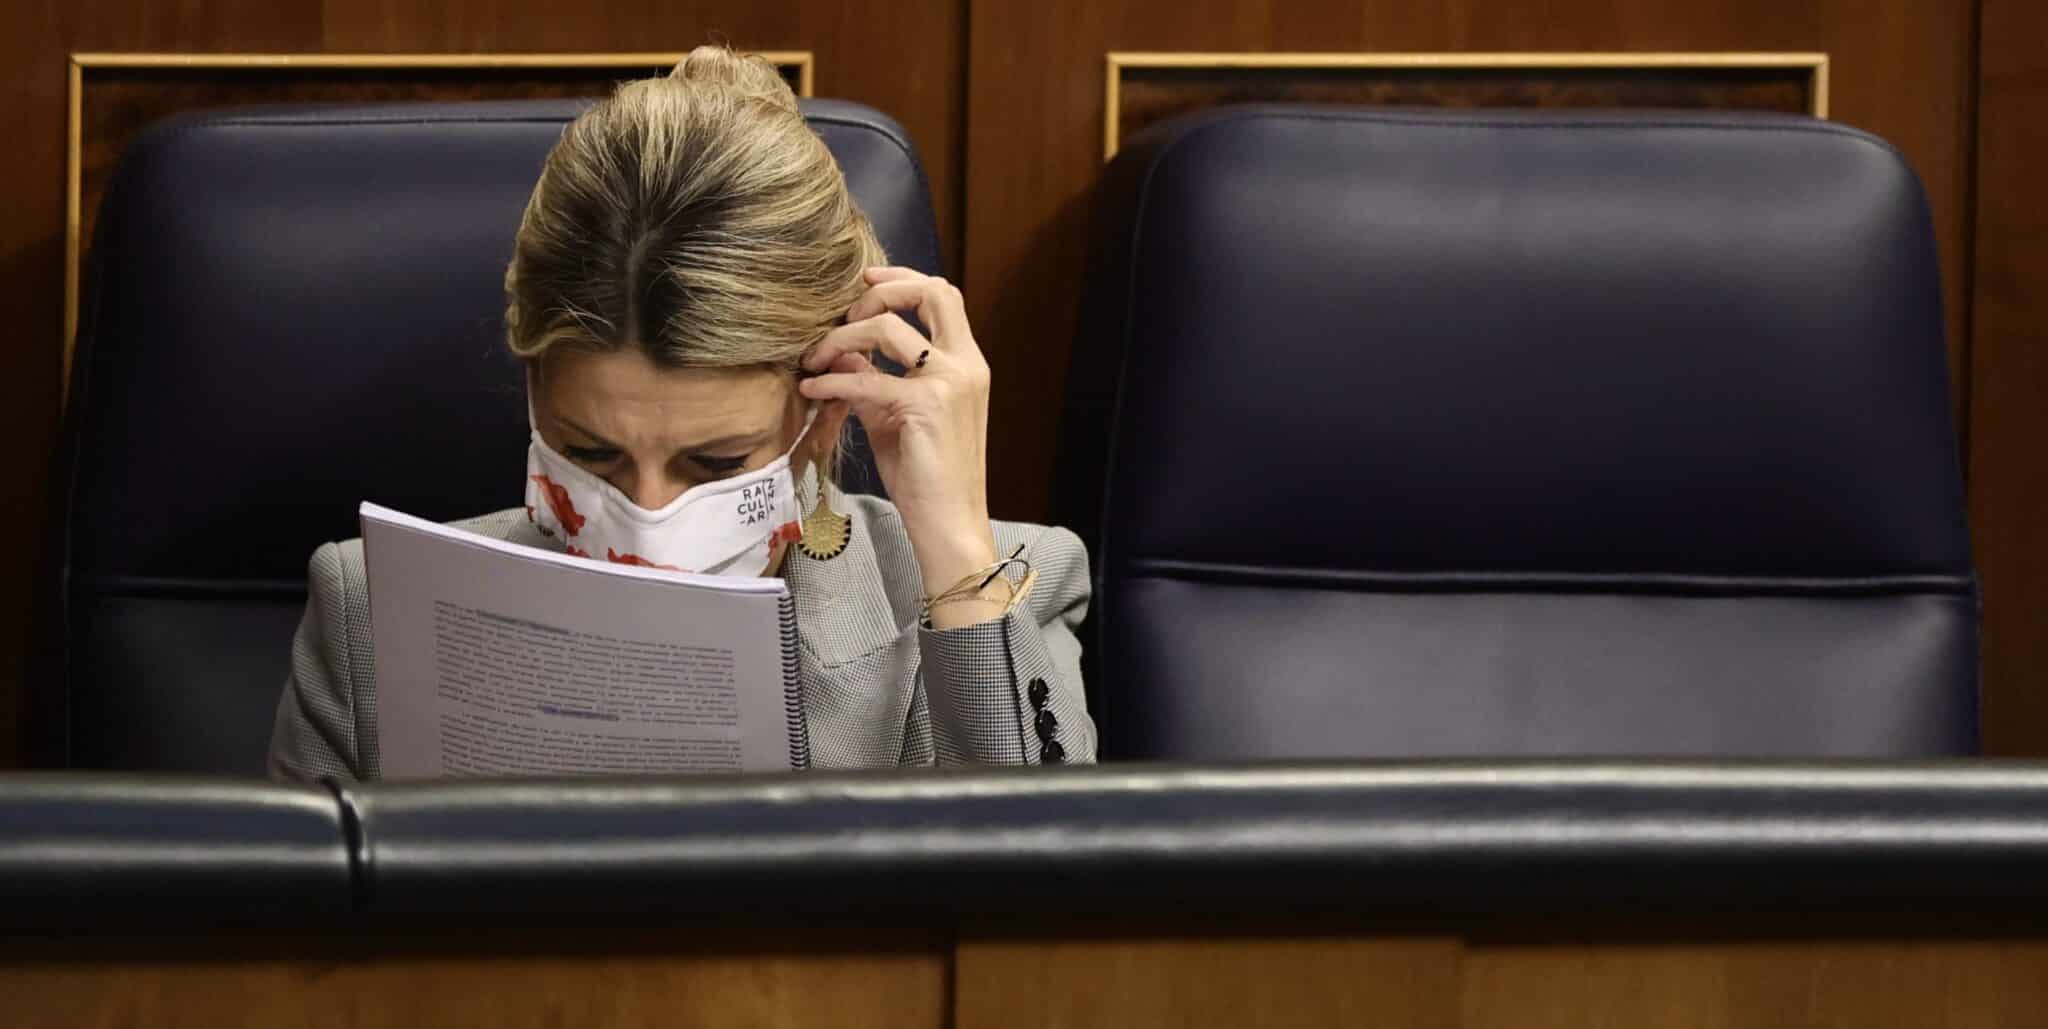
xmin=1056 ymin=106 xmax=1977 ymax=760
xmin=48 ymin=99 xmax=942 ymax=773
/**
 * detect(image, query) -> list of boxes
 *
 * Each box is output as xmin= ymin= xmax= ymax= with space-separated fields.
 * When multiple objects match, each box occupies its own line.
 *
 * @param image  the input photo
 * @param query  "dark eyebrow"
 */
xmin=554 ymin=415 xmax=770 ymax=455
xmin=680 ymin=430 xmax=775 ymax=453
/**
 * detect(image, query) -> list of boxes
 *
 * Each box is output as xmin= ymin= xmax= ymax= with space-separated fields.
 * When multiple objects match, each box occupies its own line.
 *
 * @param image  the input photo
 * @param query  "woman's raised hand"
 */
xmin=800 ymin=267 xmax=998 ymax=607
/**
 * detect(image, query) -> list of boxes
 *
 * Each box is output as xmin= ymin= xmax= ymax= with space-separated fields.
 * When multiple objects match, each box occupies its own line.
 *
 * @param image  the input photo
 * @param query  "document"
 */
xmin=360 ymin=503 xmax=808 ymax=779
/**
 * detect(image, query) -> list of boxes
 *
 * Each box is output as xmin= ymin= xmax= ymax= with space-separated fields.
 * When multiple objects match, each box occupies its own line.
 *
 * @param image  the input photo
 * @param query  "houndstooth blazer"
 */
xmin=265 ymin=482 xmax=1096 ymax=781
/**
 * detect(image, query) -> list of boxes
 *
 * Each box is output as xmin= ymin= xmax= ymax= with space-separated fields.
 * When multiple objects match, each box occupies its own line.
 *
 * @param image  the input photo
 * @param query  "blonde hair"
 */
xmin=504 ymin=46 xmax=887 ymax=375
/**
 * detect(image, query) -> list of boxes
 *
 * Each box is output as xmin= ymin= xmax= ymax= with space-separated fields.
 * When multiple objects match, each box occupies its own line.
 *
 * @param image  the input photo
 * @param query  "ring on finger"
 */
xmin=915 ymin=347 xmax=931 ymax=369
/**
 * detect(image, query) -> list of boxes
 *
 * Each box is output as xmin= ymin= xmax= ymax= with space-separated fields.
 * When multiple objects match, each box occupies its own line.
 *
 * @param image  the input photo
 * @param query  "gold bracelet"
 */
xmin=921 ymin=572 xmax=1037 ymax=628
xmin=923 ymin=544 xmax=1027 ymax=604
xmin=926 ymin=566 xmax=1037 ymax=615
xmin=1001 ymin=566 xmax=1039 ymax=615
xmin=921 ymin=544 xmax=1033 ymax=628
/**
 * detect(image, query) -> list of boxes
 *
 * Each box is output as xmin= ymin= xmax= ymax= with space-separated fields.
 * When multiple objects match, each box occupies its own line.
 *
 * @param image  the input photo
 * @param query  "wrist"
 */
xmin=910 ymin=519 xmax=1000 ymax=598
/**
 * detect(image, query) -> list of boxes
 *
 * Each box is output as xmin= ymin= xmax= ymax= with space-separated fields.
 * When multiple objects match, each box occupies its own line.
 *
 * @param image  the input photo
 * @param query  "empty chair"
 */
xmin=1057 ymin=106 xmax=1976 ymax=759
xmin=47 ymin=99 xmax=943 ymax=774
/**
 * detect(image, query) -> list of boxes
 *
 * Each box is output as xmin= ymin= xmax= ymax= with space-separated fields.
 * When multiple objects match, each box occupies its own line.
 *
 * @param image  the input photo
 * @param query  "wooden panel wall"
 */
xmin=1969 ymin=1 xmax=2048 ymax=754
xmin=4 ymin=0 xmax=2043 ymax=763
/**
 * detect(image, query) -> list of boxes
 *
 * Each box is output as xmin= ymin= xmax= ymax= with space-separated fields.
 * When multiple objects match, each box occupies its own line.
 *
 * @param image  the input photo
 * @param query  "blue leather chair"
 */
xmin=1056 ymin=106 xmax=1977 ymax=759
xmin=46 ymin=99 xmax=942 ymax=774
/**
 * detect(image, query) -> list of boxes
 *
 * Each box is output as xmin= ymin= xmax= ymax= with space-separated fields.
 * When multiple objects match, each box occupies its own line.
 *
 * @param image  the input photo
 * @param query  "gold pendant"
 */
xmin=796 ymin=477 xmax=851 ymax=561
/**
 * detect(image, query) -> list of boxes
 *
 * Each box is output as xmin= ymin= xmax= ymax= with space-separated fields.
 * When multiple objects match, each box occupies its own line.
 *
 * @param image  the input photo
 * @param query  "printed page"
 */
xmin=361 ymin=503 xmax=797 ymax=779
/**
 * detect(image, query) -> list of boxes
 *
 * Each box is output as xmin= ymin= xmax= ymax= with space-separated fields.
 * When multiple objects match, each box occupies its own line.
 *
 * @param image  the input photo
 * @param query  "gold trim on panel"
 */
xmin=60 ymin=50 xmax=814 ymax=399
xmin=70 ymin=51 xmax=814 ymax=74
xmin=796 ymin=55 xmax=815 ymax=100
xmin=1103 ymin=52 xmax=1122 ymax=163
xmin=64 ymin=57 xmax=83 ymax=391
xmin=1102 ymin=51 xmax=1831 ymax=159
xmin=1813 ymin=54 xmax=1830 ymax=119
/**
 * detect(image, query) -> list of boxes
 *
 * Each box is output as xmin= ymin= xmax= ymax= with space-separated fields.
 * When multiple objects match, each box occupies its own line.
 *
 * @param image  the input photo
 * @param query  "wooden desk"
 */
xmin=11 ymin=915 xmax=2048 ymax=1027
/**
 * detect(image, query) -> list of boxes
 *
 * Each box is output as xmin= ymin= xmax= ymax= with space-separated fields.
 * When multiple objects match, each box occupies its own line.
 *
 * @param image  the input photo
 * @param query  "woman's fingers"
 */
xmin=805 ymin=312 xmax=930 ymax=372
xmin=828 ymin=350 xmax=871 ymax=375
xmin=812 ymin=268 xmax=994 ymax=572
xmin=797 ymin=365 xmax=915 ymax=410
xmin=846 ymin=277 xmax=924 ymax=323
xmin=862 ymin=265 xmax=925 ymax=285
xmin=847 ymin=276 xmax=973 ymax=352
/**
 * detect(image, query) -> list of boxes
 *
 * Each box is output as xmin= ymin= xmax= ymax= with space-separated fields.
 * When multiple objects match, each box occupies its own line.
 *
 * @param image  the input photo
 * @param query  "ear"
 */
xmin=804 ymin=400 xmax=852 ymax=468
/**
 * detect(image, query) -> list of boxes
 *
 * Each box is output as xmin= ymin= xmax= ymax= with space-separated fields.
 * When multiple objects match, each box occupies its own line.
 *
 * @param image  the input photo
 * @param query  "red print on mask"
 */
xmin=524 ymin=504 xmax=557 ymax=538
xmin=565 ymin=544 xmax=591 ymax=559
xmin=774 ymin=520 xmax=803 ymax=544
xmin=607 ymin=548 xmax=684 ymax=572
xmin=529 ymin=474 xmax=585 ymax=535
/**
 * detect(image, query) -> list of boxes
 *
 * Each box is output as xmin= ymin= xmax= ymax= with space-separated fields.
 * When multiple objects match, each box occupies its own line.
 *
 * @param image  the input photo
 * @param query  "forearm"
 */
xmin=919 ymin=605 xmax=1095 ymax=766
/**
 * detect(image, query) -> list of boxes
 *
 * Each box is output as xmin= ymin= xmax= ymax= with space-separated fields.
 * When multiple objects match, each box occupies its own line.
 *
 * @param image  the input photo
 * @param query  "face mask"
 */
xmin=524 ymin=400 xmax=816 ymax=577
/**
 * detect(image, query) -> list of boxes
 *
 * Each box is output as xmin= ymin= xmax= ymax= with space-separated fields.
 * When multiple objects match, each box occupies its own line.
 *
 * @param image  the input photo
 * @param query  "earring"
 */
xmin=796 ymin=461 xmax=851 ymax=561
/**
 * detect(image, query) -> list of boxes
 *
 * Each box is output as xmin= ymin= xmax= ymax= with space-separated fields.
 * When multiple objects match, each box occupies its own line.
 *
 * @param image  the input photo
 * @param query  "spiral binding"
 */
xmin=778 ymin=593 xmax=812 ymax=770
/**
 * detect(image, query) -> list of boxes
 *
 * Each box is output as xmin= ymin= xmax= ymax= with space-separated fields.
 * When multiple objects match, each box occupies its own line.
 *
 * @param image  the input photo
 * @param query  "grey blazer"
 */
xmin=266 ymin=486 xmax=1097 ymax=781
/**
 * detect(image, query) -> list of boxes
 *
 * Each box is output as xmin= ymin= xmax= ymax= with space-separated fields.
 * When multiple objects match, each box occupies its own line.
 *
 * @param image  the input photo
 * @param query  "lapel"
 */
xmin=497 ymin=510 xmax=557 ymax=549
xmin=784 ymin=476 xmax=913 ymax=669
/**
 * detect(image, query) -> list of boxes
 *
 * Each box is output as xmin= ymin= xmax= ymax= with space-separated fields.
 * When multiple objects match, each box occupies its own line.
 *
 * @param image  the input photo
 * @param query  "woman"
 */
xmin=266 ymin=47 xmax=1094 ymax=781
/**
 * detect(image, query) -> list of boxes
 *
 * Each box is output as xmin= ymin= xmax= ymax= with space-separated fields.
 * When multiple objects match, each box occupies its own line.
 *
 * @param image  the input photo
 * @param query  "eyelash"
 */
xmin=565 ymin=448 xmax=748 ymax=477
xmin=695 ymin=456 xmax=748 ymax=476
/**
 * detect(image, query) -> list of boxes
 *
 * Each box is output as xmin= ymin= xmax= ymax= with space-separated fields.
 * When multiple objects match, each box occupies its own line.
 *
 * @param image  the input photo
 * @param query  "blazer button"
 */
xmin=1027 ymin=678 xmax=1049 ymax=707
xmin=1034 ymin=709 xmax=1059 ymax=739
xmin=1040 ymin=739 xmax=1066 ymax=764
